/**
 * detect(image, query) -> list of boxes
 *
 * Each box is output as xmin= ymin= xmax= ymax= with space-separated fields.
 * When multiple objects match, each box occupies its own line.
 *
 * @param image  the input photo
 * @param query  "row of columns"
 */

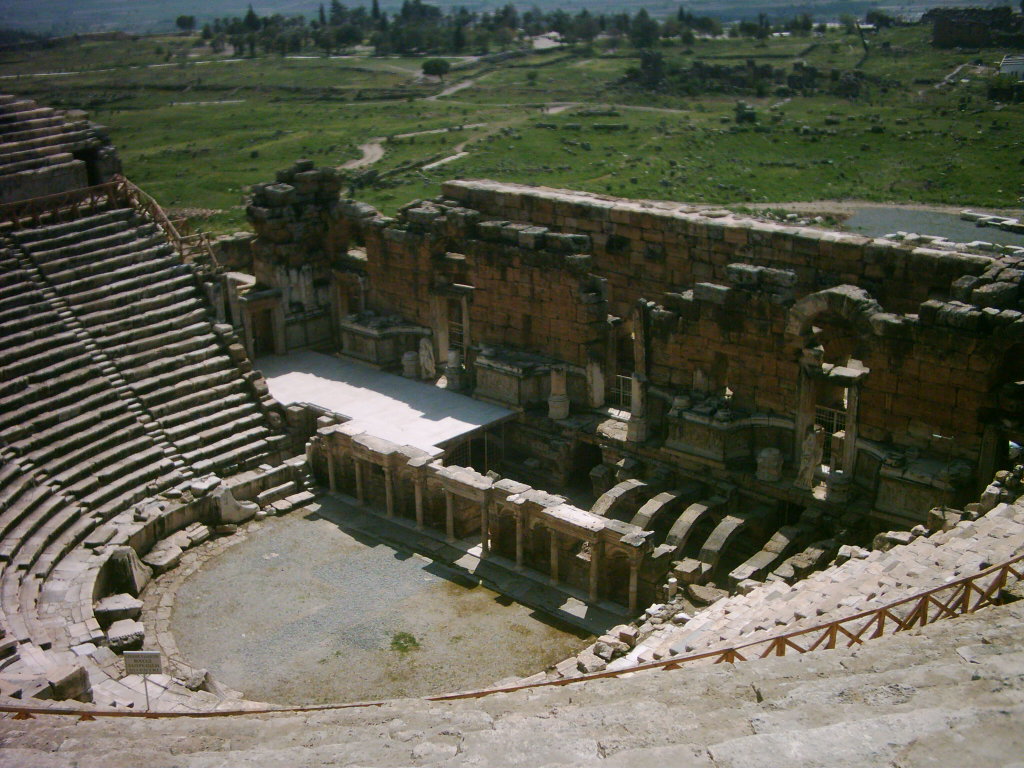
xmin=324 ymin=451 xmax=642 ymax=613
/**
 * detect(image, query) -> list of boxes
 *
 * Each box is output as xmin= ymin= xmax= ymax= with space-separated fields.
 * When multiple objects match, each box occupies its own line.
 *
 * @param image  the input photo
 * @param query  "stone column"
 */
xmin=549 ymin=530 xmax=560 ymax=585
xmin=514 ymin=509 xmax=525 ymax=570
xmin=383 ymin=466 xmax=394 ymax=518
xmin=401 ymin=351 xmax=419 ymax=378
xmin=842 ymin=384 xmax=860 ymax=477
xmin=548 ymin=367 xmax=570 ymax=420
xmin=480 ymin=492 xmax=491 ymax=557
xmin=628 ymin=557 xmax=640 ymax=614
xmin=444 ymin=489 xmax=455 ymax=540
xmin=414 ymin=477 xmax=425 ymax=530
xmin=586 ymin=360 xmax=605 ymax=409
xmin=326 ymin=449 xmax=337 ymax=492
xmin=353 ymin=458 xmax=364 ymax=504
xmin=271 ymin=301 xmax=287 ymax=355
xmin=588 ymin=539 xmax=602 ymax=603
xmin=627 ymin=373 xmax=648 ymax=442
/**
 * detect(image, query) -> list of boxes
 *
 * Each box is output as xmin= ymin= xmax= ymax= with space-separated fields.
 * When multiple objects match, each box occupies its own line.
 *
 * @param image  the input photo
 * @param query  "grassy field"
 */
xmin=0 ymin=26 xmax=1020 ymax=233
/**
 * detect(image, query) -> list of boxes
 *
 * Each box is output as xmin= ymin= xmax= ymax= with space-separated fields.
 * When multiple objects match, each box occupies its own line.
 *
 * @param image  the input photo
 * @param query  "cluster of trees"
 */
xmin=191 ymin=2 xmax=905 ymax=58
xmin=193 ymin=2 xmax=730 ymax=57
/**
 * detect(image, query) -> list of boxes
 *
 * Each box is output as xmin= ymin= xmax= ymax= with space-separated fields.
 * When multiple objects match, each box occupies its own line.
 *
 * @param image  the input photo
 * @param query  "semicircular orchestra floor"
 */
xmin=169 ymin=496 xmax=592 ymax=705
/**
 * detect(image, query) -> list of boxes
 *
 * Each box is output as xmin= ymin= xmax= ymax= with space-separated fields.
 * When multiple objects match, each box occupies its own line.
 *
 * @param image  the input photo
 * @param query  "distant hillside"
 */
xmin=0 ymin=0 xmax=1001 ymax=34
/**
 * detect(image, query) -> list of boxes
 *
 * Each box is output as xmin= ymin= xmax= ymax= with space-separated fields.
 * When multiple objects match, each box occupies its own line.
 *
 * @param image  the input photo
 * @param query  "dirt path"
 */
xmin=427 ymin=78 xmax=478 ymax=100
xmin=341 ymin=139 xmax=385 ymax=169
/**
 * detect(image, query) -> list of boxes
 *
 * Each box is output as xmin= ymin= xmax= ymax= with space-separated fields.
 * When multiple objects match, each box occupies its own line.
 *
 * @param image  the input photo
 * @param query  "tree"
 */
xmin=176 ymin=15 xmax=196 ymax=34
xmin=422 ymin=58 xmax=450 ymax=79
xmin=244 ymin=5 xmax=260 ymax=32
xmin=318 ymin=4 xmax=327 ymax=27
xmin=865 ymin=10 xmax=896 ymax=28
xmin=630 ymin=9 xmax=660 ymax=49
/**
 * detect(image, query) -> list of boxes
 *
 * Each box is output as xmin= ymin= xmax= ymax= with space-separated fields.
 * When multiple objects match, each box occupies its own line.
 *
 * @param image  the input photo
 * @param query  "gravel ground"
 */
xmin=171 ymin=503 xmax=592 ymax=705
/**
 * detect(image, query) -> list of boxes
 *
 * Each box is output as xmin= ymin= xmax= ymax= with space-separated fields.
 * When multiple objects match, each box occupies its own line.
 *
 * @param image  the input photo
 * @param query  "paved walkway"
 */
xmin=258 ymin=350 xmax=513 ymax=452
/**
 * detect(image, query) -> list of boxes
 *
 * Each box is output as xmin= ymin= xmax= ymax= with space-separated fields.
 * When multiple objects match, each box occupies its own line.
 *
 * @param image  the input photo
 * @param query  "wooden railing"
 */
xmin=0 ymin=181 xmax=120 ymax=228
xmin=1 ymin=551 xmax=1020 ymax=720
xmin=0 ymin=176 xmax=219 ymax=270
xmin=112 ymin=176 xmax=219 ymax=270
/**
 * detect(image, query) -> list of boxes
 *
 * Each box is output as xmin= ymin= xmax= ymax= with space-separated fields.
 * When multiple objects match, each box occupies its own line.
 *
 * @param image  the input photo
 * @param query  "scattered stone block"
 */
xmin=687 ymin=584 xmax=728 ymax=606
xmin=94 ymin=593 xmax=143 ymax=627
xmin=108 ymin=546 xmax=152 ymax=597
xmin=142 ymin=544 xmax=182 ymax=575
xmin=106 ymin=619 xmax=145 ymax=652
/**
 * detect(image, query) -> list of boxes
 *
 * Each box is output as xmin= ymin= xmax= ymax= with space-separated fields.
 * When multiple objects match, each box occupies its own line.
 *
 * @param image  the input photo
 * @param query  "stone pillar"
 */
xmin=626 ymin=373 xmax=648 ymax=442
xmin=414 ymin=477 xmax=425 ymax=530
xmin=383 ymin=466 xmax=394 ymax=518
xmin=514 ymin=509 xmax=525 ymax=570
xmin=444 ymin=489 xmax=455 ymax=540
xmin=445 ymin=350 xmax=463 ymax=391
xmin=842 ymin=384 xmax=860 ymax=477
xmin=628 ymin=557 xmax=640 ymax=614
xmin=586 ymin=360 xmax=605 ymax=409
xmin=401 ymin=351 xmax=419 ymax=378
xmin=588 ymin=539 xmax=602 ymax=603
xmin=272 ymin=301 xmax=287 ymax=355
xmin=547 ymin=367 xmax=570 ymax=420
xmin=353 ymin=458 xmax=364 ymax=504
xmin=460 ymin=295 xmax=471 ymax=351
xmin=480 ymin=494 xmax=491 ymax=557
xmin=549 ymin=530 xmax=560 ymax=585
xmin=326 ymin=449 xmax=337 ymax=492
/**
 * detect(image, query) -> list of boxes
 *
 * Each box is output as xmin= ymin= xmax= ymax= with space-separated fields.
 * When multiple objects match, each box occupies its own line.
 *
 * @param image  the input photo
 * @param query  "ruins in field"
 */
xmin=0 ymin=92 xmax=1021 ymax=764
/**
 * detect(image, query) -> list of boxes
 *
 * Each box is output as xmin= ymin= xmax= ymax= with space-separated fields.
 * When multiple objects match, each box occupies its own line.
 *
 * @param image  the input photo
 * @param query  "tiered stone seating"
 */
xmin=626 ymin=502 xmax=1024 ymax=666
xmin=0 ymin=599 xmax=1021 ymax=766
xmin=0 ymin=95 xmax=101 ymax=203
xmin=0 ymin=248 xmax=181 ymax=660
xmin=10 ymin=207 xmax=276 ymax=476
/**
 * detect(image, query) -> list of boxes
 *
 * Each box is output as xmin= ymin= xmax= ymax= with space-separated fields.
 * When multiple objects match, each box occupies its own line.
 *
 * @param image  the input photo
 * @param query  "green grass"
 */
xmin=390 ymin=631 xmax=421 ymax=653
xmin=1 ymin=27 xmax=1020 ymax=233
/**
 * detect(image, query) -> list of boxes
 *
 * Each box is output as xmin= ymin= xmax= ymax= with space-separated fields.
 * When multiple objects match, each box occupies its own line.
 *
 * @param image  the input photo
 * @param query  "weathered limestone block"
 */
xmin=971 ymin=281 xmax=1019 ymax=309
xmin=872 ymin=529 xmax=915 ymax=551
xmin=107 ymin=619 xmax=145 ymax=652
xmin=26 ymin=664 xmax=92 ymax=703
xmin=213 ymin=484 xmax=258 ymax=524
xmin=262 ymin=183 xmax=296 ymax=206
xmin=94 ymin=594 xmax=143 ymax=627
xmin=142 ymin=544 xmax=182 ymax=575
xmin=108 ymin=546 xmax=152 ymax=597
xmin=575 ymin=649 xmax=607 ymax=674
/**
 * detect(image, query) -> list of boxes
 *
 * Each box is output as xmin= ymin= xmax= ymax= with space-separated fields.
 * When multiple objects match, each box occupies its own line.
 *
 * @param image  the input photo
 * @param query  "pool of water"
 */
xmin=171 ymin=498 xmax=591 ymax=705
xmin=844 ymin=206 xmax=1024 ymax=247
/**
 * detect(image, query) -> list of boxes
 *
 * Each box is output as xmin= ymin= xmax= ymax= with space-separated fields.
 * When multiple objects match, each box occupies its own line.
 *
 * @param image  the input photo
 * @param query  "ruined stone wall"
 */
xmin=363 ymin=200 xmax=606 ymax=369
xmin=645 ymin=280 xmax=1011 ymax=463
xmin=440 ymin=180 xmax=994 ymax=321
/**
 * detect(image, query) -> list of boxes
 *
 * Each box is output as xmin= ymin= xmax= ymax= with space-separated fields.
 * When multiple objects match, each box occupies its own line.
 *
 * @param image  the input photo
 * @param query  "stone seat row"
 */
xmin=0 ymin=126 xmax=93 ymax=160
xmin=16 ymin=218 xmax=161 ymax=265
xmin=0 ymin=149 xmax=76 ymax=178
xmin=0 ymin=119 xmax=88 ymax=146
xmin=631 ymin=502 xmax=1024 ymax=665
xmin=14 ymin=205 xmax=278 ymax=479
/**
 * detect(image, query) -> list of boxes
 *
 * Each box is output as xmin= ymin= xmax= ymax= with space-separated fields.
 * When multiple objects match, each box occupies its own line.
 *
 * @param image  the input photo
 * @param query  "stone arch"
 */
xmin=785 ymin=285 xmax=883 ymax=358
xmin=664 ymin=499 xmax=723 ymax=557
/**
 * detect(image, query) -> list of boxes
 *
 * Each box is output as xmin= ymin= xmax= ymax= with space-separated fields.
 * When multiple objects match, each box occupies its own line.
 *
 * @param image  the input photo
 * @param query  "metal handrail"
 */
xmin=1 ymin=551 xmax=1020 ymax=720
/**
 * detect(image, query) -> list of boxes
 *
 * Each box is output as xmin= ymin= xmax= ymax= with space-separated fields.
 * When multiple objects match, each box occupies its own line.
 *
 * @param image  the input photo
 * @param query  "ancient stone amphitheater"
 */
xmin=0 ymin=93 xmax=1021 ymax=766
